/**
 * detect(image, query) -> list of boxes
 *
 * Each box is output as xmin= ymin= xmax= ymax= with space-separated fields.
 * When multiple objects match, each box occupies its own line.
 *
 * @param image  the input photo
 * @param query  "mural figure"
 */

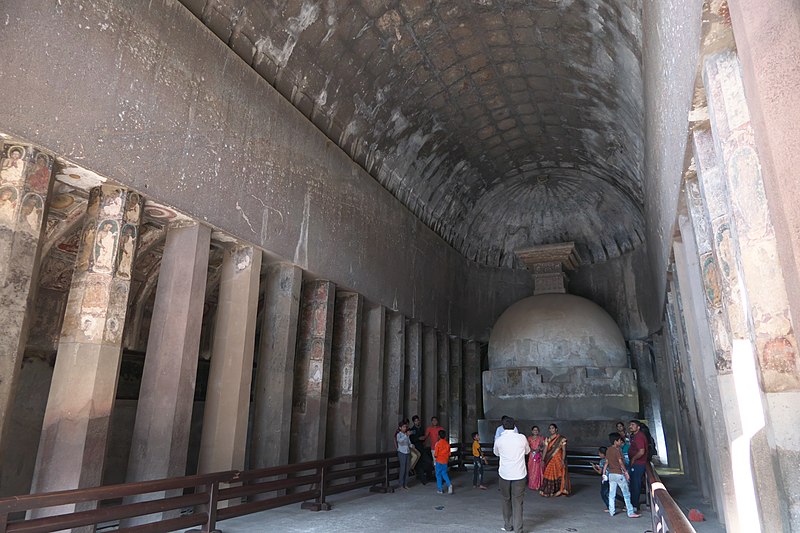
xmin=93 ymin=220 xmax=119 ymax=274
xmin=26 ymin=153 xmax=51 ymax=192
xmin=125 ymin=192 xmax=141 ymax=223
xmin=0 ymin=186 xmax=18 ymax=223
xmin=116 ymin=225 xmax=137 ymax=280
xmin=20 ymin=193 xmax=44 ymax=234
xmin=0 ymin=146 xmax=26 ymax=184
xmin=101 ymin=190 xmax=124 ymax=217
xmin=76 ymin=224 xmax=97 ymax=270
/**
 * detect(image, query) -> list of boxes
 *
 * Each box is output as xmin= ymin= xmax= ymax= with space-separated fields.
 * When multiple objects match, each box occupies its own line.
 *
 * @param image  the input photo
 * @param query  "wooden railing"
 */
xmin=0 ymin=452 xmax=397 ymax=533
xmin=0 ymin=445 xmax=698 ymax=533
xmin=646 ymin=462 xmax=697 ymax=533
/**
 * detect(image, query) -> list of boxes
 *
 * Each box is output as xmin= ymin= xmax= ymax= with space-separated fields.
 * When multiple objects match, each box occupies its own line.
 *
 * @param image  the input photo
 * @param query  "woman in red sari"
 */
xmin=539 ymin=423 xmax=571 ymax=497
xmin=526 ymin=425 xmax=545 ymax=490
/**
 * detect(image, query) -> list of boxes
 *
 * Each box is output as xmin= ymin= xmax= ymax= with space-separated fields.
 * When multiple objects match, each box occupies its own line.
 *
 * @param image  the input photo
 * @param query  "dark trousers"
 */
xmin=472 ymin=457 xmax=485 ymax=486
xmin=499 ymin=477 xmax=526 ymax=533
xmin=600 ymin=479 xmax=609 ymax=508
xmin=418 ymin=447 xmax=433 ymax=483
xmin=629 ymin=464 xmax=646 ymax=509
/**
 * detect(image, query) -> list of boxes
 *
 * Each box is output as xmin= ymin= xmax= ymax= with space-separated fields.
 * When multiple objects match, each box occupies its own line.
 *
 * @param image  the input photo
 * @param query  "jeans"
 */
xmin=434 ymin=462 xmax=451 ymax=491
xmin=608 ymin=473 xmax=636 ymax=517
xmin=600 ymin=479 xmax=609 ymax=508
xmin=472 ymin=457 xmax=485 ymax=486
xmin=398 ymin=452 xmax=410 ymax=488
xmin=499 ymin=477 xmax=526 ymax=533
xmin=629 ymin=463 xmax=646 ymax=509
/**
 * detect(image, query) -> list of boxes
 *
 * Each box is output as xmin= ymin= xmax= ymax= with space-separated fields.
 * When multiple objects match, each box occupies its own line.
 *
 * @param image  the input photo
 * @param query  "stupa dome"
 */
xmin=489 ymin=293 xmax=627 ymax=369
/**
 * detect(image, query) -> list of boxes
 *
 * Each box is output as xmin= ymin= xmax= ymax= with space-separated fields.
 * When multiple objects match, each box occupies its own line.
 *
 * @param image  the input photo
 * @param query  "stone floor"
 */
xmin=214 ymin=471 xmax=726 ymax=533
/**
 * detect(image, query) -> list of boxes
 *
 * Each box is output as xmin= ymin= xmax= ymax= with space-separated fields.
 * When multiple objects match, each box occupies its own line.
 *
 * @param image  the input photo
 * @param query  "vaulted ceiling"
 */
xmin=181 ymin=0 xmax=645 ymax=268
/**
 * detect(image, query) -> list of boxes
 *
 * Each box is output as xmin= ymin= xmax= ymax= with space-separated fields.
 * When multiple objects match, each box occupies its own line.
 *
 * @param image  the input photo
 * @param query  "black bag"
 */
xmin=639 ymin=422 xmax=657 ymax=460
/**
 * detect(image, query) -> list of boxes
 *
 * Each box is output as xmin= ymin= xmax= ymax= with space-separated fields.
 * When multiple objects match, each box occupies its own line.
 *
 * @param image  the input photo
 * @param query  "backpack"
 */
xmin=639 ymin=423 xmax=657 ymax=461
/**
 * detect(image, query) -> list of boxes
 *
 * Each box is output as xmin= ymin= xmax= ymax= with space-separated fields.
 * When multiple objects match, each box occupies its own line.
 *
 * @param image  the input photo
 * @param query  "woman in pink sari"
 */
xmin=527 ymin=425 xmax=545 ymax=490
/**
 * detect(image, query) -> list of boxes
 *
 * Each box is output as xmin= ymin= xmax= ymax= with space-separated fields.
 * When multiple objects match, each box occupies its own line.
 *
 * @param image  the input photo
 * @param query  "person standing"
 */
xmin=471 ymin=431 xmax=488 ymax=489
xmin=424 ymin=416 xmax=444 ymax=460
xmin=539 ymin=423 xmax=570 ymax=497
xmin=526 ymin=425 xmax=545 ymax=491
xmin=605 ymin=433 xmax=640 ymax=518
xmin=434 ymin=429 xmax=454 ymax=494
xmin=494 ymin=417 xmax=531 ymax=533
xmin=396 ymin=421 xmax=412 ymax=490
xmin=408 ymin=415 xmax=428 ymax=484
xmin=627 ymin=420 xmax=648 ymax=512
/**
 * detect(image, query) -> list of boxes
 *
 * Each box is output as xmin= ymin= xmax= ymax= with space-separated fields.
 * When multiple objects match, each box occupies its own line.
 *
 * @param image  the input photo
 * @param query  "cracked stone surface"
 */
xmin=180 ymin=0 xmax=645 ymax=267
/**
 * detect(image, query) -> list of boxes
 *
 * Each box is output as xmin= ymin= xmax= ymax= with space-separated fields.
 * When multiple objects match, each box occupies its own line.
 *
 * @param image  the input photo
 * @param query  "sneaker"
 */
xmin=479 ymin=485 xmax=488 ymax=490
xmin=628 ymin=513 xmax=641 ymax=518
xmin=501 ymin=528 xmax=513 ymax=532
xmin=436 ymin=490 xmax=443 ymax=494
xmin=448 ymin=485 xmax=453 ymax=494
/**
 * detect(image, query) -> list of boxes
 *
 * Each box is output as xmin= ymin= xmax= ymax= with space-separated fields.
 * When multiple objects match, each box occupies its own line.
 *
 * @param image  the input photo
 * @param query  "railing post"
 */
xmin=204 ymin=479 xmax=220 ymax=533
xmin=318 ymin=464 xmax=331 ymax=511
xmin=0 ymin=509 xmax=8 ymax=533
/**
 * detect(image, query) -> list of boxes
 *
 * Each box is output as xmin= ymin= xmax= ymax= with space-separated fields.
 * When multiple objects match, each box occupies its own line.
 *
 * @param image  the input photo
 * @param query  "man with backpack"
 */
xmin=627 ymin=420 xmax=649 ymax=512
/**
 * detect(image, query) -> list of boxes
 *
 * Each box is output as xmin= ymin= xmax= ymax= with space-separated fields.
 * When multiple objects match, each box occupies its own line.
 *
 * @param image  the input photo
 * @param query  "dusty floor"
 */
xmin=214 ymin=470 xmax=726 ymax=533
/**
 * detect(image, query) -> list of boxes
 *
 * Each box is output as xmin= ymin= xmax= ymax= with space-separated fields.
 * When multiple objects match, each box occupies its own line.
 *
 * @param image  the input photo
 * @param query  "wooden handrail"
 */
xmin=0 ymin=446 xmax=699 ymax=533
xmin=646 ymin=462 xmax=697 ymax=533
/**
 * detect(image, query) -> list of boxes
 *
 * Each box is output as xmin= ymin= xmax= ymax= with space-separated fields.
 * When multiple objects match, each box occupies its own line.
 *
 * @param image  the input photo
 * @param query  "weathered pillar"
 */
xmin=290 ymin=280 xmax=335 ymax=463
xmin=125 ymin=222 xmax=210 ymax=486
xmin=421 ymin=325 xmax=438 ymax=422
xmin=404 ymin=320 xmax=423 ymax=420
xmin=462 ymin=340 xmax=480 ymax=441
xmin=250 ymin=262 xmax=302 ymax=469
xmin=704 ymin=49 xmax=799 ymax=531
xmin=197 ymin=244 xmax=261 ymax=476
xmin=30 ymin=186 xmax=141 ymax=508
xmin=0 ymin=141 xmax=53 ymax=471
xmin=683 ymin=171 xmax=740 ymax=530
xmin=436 ymin=330 xmax=450 ymax=432
xmin=357 ymin=303 xmax=385 ymax=453
xmin=383 ymin=311 xmax=405 ymax=448
xmin=448 ymin=337 xmax=463 ymax=442
xmin=325 ymin=291 xmax=363 ymax=458
xmin=727 ymin=0 xmax=800 ymax=323
xmin=673 ymin=233 xmax=725 ymax=505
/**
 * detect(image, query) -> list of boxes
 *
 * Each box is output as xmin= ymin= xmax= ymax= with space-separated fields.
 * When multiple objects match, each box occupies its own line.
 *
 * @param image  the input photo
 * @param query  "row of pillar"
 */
xmin=0 ymin=163 xmax=484 ymax=516
xmin=666 ymin=45 xmax=800 ymax=532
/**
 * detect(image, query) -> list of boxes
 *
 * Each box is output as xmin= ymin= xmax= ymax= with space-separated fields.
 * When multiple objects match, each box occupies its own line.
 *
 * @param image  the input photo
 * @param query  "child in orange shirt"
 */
xmin=434 ymin=429 xmax=453 ymax=494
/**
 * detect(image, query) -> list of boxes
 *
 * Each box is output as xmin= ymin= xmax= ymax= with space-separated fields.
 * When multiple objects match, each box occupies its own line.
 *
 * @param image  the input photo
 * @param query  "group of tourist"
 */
xmin=395 ymin=415 xmax=453 ymax=494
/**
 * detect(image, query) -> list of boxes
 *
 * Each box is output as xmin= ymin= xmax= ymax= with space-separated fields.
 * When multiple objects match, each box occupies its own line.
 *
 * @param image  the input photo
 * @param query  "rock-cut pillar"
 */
xmin=383 ymin=312 xmax=406 ymax=448
xmin=30 ymin=186 xmax=141 ymax=511
xmin=198 ymin=244 xmax=261 ymax=475
xmin=404 ymin=320 xmax=423 ymax=420
xmin=448 ymin=337 xmax=463 ymax=442
xmin=0 ymin=141 xmax=54 ymax=470
xmin=125 ymin=222 xmax=210 ymax=484
xmin=357 ymin=304 xmax=385 ymax=453
xmin=326 ymin=291 xmax=363 ymax=458
xmin=250 ymin=262 xmax=302 ymax=470
xmin=290 ymin=279 xmax=335 ymax=463
xmin=421 ymin=326 xmax=438 ymax=423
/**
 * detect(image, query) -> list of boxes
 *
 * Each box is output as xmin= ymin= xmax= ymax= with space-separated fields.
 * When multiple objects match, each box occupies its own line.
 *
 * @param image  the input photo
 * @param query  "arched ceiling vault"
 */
xmin=182 ymin=0 xmax=645 ymax=267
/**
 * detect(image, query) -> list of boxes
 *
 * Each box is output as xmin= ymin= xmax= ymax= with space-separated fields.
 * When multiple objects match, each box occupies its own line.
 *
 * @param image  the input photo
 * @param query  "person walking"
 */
xmin=494 ymin=417 xmax=531 ymax=533
xmin=434 ymin=429 xmax=454 ymax=494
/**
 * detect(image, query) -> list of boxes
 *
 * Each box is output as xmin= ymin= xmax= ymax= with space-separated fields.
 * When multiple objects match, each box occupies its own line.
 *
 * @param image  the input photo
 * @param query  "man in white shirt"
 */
xmin=494 ymin=415 xmax=519 ymax=440
xmin=493 ymin=417 xmax=530 ymax=532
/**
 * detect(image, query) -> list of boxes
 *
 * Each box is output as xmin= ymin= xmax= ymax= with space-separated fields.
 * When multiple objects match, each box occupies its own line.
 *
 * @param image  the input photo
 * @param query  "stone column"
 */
xmin=30 ymin=186 xmax=141 ymax=508
xmin=422 ymin=325 xmax=438 ymax=422
xmin=0 ymin=141 xmax=54 ymax=470
xmin=683 ymin=172 xmax=740 ymax=529
xmin=357 ymin=303 xmax=385 ymax=453
xmin=673 ymin=234 xmax=724 ymax=504
xmin=125 ymin=222 xmax=210 ymax=486
xmin=326 ymin=291 xmax=363 ymax=458
xmin=727 ymin=0 xmax=800 ymax=323
xmin=383 ymin=311 xmax=405 ymax=448
xmin=462 ymin=340 xmax=480 ymax=441
xmin=404 ymin=320 xmax=423 ymax=420
xmin=197 ymin=244 xmax=261 ymax=475
xmin=436 ymin=330 xmax=450 ymax=431
xmin=250 ymin=262 xmax=302 ymax=469
xmin=705 ymin=50 xmax=799 ymax=531
xmin=448 ymin=337 xmax=463 ymax=442
xmin=290 ymin=280 xmax=335 ymax=463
